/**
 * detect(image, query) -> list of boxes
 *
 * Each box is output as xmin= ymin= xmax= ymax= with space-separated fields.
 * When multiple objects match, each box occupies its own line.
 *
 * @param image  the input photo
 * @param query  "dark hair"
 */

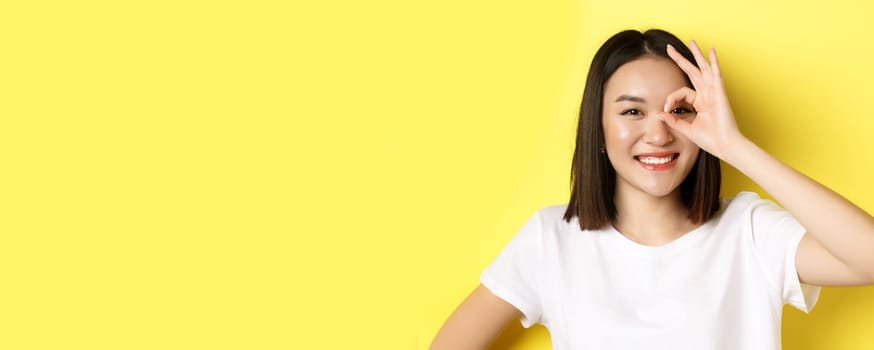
xmin=562 ymin=29 xmax=721 ymax=230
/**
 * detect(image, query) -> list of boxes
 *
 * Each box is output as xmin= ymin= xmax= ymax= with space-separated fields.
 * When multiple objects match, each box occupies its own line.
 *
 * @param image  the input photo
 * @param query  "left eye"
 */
xmin=671 ymin=107 xmax=693 ymax=114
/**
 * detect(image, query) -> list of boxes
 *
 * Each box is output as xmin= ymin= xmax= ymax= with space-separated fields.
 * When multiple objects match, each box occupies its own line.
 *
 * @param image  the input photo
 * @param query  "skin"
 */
xmin=602 ymin=56 xmax=701 ymax=245
xmin=429 ymin=41 xmax=874 ymax=350
xmin=662 ymin=41 xmax=874 ymax=286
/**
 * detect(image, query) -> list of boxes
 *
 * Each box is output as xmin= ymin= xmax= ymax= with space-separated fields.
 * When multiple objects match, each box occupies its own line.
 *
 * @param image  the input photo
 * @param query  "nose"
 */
xmin=642 ymin=114 xmax=674 ymax=146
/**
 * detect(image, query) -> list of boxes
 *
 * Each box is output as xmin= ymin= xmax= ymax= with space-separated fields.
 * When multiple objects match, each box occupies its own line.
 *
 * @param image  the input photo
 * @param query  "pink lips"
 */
xmin=634 ymin=152 xmax=679 ymax=171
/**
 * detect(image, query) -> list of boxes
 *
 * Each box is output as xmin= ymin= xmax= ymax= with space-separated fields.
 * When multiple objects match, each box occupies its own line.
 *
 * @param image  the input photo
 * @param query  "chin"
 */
xmin=639 ymin=182 xmax=682 ymax=198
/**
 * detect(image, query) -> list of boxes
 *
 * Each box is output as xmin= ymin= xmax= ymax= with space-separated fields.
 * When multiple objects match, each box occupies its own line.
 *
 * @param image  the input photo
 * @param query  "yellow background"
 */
xmin=2 ymin=0 xmax=873 ymax=349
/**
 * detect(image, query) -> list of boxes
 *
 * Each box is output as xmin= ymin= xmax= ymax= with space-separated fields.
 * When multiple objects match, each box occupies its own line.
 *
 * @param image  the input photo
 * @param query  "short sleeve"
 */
xmin=479 ymin=209 xmax=544 ymax=328
xmin=747 ymin=196 xmax=821 ymax=313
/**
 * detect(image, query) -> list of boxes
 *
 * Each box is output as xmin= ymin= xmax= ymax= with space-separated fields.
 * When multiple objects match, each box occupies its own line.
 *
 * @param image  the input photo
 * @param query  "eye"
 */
xmin=671 ymin=107 xmax=693 ymax=115
xmin=621 ymin=108 xmax=642 ymax=116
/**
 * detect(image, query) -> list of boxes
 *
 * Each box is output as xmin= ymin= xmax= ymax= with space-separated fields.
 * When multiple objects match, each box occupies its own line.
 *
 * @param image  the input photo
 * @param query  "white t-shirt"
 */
xmin=480 ymin=191 xmax=821 ymax=350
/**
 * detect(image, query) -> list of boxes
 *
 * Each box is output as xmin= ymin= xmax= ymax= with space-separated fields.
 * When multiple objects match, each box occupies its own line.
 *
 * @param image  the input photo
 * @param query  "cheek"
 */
xmin=676 ymin=137 xmax=701 ymax=166
xmin=603 ymin=119 xmax=637 ymax=146
xmin=677 ymin=135 xmax=701 ymax=154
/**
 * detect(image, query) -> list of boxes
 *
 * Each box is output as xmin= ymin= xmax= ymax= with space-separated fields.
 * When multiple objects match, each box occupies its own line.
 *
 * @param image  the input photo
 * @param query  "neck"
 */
xmin=612 ymin=186 xmax=696 ymax=246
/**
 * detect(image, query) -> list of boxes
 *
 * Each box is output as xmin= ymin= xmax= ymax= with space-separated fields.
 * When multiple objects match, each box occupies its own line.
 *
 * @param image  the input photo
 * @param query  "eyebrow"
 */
xmin=614 ymin=95 xmax=646 ymax=103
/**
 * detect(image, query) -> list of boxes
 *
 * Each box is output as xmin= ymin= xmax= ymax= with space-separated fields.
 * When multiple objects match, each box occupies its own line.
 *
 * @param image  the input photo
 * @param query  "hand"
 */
xmin=659 ymin=41 xmax=746 ymax=160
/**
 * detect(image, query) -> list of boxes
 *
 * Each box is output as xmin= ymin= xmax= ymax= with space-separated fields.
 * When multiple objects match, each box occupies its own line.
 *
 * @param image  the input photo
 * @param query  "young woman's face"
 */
xmin=601 ymin=56 xmax=699 ymax=198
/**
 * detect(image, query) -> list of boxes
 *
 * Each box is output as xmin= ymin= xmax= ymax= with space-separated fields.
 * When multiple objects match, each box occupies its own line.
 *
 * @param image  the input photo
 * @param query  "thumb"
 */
xmin=658 ymin=112 xmax=693 ymax=137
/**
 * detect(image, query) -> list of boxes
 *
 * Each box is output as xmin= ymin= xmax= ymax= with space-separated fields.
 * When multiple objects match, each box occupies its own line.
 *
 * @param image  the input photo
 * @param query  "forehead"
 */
xmin=603 ymin=56 xmax=688 ymax=102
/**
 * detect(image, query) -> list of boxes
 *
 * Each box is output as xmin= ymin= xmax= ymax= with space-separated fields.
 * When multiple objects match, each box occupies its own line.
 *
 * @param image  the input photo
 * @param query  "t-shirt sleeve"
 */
xmin=479 ymin=209 xmax=544 ymax=328
xmin=747 ymin=195 xmax=821 ymax=313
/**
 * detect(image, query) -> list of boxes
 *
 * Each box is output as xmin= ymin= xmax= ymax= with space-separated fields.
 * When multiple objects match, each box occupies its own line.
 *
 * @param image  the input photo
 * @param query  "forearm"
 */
xmin=723 ymin=137 xmax=874 ymax=279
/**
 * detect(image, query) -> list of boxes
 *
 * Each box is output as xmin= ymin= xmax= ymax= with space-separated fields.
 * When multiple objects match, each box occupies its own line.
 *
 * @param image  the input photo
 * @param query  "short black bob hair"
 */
xmin=562 ymin=29 xmax=721 ymax=230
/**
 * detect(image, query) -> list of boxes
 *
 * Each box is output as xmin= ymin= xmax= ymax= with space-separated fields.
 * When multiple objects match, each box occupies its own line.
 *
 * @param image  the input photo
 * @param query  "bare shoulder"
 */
xmin=429 ymin=284 xmax=522 ymax=350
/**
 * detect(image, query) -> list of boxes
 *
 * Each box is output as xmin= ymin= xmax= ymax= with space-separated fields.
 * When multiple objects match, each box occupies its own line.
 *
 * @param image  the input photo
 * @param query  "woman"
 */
xmin=429 ymin=29 xmax=874 ymax=349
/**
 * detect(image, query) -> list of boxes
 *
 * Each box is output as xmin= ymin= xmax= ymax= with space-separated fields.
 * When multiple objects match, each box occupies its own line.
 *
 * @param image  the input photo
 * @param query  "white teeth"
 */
xmin=638 ymin=155 xmax=674 ymax=164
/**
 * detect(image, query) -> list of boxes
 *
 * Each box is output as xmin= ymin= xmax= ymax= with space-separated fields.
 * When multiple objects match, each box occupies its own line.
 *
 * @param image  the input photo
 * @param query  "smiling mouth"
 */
xmin=634 ymin=153 xmax=679 ymax=165
xmin=633 ymin=153 xmax=680 ymax=170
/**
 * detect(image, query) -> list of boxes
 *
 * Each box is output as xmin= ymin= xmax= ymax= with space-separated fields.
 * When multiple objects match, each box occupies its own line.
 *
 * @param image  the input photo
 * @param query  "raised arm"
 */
xmin=660 ymin=41 xmax=874 ymax=287
xmin=430 ymin=284 xmax=521 ymax=350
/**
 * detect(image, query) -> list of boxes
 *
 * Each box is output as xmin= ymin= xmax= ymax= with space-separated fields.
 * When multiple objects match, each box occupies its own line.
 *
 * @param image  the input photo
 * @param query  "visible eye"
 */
xmin=621 ymin=108 xmax=642 ymax=116
xmin=671 ymin=107 xmax=693 ymax=115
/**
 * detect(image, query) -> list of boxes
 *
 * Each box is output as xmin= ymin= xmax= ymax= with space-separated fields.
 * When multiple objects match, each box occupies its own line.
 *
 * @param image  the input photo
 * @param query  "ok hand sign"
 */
xmin=659 ymin=41 xmax=746 ymax=161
